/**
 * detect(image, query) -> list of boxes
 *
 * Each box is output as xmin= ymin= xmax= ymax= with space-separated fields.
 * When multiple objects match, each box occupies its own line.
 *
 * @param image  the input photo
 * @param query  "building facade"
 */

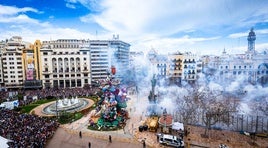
xmin=182 ymin=52 xmax=201 ymax=83
xmin=0 ymin=40 xmax=5 ymax=89
xmin=1 ymin=36 xmax=30 ymax=89
xmin=147 ymin=50 xmax=201 ymax=85
xmin=90 ymin=37 xmax=130 ymax=82
xmin=40 ymin=39 xmax=91 ymax=88
xmin=203 ymin=28 xmax=268 ymax=86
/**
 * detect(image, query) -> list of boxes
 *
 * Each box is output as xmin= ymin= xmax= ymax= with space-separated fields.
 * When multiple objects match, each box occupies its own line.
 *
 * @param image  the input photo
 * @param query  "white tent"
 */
xmin=172 ymin=122 xmax=184 ymax=131
xmin=0 ymin=136 xmax=9 ymax=148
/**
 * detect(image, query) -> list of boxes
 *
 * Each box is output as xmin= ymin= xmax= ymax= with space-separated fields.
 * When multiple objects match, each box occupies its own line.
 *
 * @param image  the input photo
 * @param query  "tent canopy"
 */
xmin=172 ymin=122 xmax=184 ymax=131
xmin=0 ymin=136 xmax=9 ymax=148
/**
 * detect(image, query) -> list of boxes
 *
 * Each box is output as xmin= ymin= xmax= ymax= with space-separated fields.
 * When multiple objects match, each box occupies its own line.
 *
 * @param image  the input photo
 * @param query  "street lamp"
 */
xmin=56 ymin=98 xmax=58 ymax=118
xmin=163 ymin=108 xmax=167 ymax=133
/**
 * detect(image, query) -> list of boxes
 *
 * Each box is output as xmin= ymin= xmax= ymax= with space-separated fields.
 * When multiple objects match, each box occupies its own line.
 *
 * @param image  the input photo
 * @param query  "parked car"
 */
xmin=157 ymin=133 xmax=184 ymax=148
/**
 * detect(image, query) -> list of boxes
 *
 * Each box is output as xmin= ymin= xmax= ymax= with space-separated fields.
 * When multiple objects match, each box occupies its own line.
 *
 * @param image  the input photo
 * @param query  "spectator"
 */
xmin=0 ymin=108 xmax=59 ymax=148
xmin=109 ymin=135 xmax=112 ymax=143
xmin=79 ymin=131 xmax=82 ymax=138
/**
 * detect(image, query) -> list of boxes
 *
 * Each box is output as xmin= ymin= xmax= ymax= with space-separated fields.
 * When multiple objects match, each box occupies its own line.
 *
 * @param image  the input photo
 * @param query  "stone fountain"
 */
xmin=42 ymin=97 xmax=89 ymax=115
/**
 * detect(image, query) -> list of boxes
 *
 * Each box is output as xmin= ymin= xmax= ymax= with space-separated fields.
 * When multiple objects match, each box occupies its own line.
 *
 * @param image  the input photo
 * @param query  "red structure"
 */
xmin=111 ymin=66 xmax=116 ymax=75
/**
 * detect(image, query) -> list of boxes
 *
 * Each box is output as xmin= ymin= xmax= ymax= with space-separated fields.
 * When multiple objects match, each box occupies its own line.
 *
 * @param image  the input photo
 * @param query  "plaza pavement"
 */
xmin=44 ymin=95 xmax=161 ymax=148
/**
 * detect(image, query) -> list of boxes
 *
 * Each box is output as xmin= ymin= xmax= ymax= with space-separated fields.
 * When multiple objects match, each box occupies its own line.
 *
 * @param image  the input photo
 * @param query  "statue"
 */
xmin=148 ymin=74 xmax=157 ymax=103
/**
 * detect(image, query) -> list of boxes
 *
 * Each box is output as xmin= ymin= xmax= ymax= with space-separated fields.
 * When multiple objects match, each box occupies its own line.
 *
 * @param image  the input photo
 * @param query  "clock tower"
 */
xmin=247 ymin=28 xmax=256 ymax=53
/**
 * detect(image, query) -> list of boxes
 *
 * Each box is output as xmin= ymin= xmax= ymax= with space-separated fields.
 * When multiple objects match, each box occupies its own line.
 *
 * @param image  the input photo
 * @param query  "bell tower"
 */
xmin=247 ymin=28 xmax=256 ymax=53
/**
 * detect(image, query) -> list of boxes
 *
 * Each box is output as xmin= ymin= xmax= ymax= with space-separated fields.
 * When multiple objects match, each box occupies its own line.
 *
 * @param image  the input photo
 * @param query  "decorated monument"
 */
xmin=88 ymin=66 xmax=129 ymax=130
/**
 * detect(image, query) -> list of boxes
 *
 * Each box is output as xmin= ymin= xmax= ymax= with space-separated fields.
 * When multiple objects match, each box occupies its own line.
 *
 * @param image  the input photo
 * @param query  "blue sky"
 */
xmin=0 ymin=0 xmax=268 ymax=55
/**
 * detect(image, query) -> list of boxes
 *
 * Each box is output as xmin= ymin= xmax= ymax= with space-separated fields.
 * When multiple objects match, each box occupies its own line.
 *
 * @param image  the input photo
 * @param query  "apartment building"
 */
xmin=0 ymin=40 xmax=6 ymax=89
xmin=1 ymin=36 xmax=29 ymax=89
xmin=147 ymin=49 xmax=201 ymax=85
xmin=182 ymin=52 xmax=200 ymax=83
xmin=90 ymin=36 xmax=130 ymax=82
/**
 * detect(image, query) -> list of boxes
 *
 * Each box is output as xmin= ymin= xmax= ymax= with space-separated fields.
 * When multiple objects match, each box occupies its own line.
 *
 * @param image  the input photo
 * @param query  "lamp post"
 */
xmin=56 ymin=98 xmax=58 ymax=118
xmin=163 ymin=108 xmax=167 ymax=133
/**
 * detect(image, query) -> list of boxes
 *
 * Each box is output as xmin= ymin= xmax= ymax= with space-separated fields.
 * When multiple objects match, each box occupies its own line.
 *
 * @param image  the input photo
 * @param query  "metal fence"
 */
xmin=173 ymin=111 xmax=268 ymax=133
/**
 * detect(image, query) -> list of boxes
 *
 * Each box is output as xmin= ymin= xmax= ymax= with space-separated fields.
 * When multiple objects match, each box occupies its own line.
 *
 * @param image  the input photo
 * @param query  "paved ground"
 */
xmin=46 ymin=127 xmax=142 ymax=148
xmin=43 ymin=95 xmax=268 ymax=148
xmin=44 ymin=96 xmax=147 ymax=148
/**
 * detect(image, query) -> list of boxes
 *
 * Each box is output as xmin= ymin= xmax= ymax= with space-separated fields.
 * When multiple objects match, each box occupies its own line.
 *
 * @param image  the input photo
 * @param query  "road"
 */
xmin=46 ymin=127 xmax=142 ymax=148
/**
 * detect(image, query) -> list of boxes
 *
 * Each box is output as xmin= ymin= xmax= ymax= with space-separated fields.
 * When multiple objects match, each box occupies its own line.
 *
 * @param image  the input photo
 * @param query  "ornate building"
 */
xmin=40 ymin=39 xmax=91 ymax=88
xmin=203 ymin=28 xmax=268 ymax=86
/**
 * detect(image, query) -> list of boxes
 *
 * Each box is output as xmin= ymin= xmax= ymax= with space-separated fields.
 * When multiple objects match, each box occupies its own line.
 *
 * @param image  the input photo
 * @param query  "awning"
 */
xmin=172 ymin=122 xmax=184 ymax=131
xmin=0 ymin=136 xmax=10 ymax=148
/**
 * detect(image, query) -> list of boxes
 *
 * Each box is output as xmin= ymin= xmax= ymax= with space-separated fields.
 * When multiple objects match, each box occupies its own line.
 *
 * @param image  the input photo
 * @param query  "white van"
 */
xmin=157 ymin=133 xmax=184 ymax=148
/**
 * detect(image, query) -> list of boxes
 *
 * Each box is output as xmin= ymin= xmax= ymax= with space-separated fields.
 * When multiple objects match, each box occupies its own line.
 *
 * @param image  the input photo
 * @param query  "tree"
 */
xmin=199 ymin=87 xmax=237 ymax=138
xmin=176 ymin=86 xmax=202 ymax=131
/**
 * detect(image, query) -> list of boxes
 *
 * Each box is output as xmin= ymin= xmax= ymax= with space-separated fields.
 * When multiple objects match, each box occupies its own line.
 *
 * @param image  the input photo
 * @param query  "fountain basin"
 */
xmin=42 ymin=98 xmax=89 ymax=115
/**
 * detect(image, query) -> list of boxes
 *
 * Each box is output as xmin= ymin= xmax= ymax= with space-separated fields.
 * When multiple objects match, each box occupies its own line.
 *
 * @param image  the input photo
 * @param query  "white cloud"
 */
xmin=75 ymin=0 xmax=268 ymax=54
xmin=1 ymin=26 xmax=96 ymax=43
xmin=228 ymin=32 xmax=248 ymax=39
xmin=65 ymin=0 xmax=99 ymax=10
xmin=256 ymin=43 xmax=268 ymax=51
xmin=0 ymin=5 xmax=43 ymax=25
xmin=0 ymin=5 xmax=96 ymax=43
xmin=49 ymin=16 xmax=55 ymax=19
xmin=0 ymin=14 xmax=39 ymax=24
xmin=257 ymin=29 xmax=268 ymax=35
xmin=81 ymin=0 xmax=268 ymax=37
xmin=1 ymin=1 xmax=268 ymax=56
xmin=66 ymin=3 xmax=76 ymax=9
xmin=80 ymin=14 xmax=94 ymax=23
xmin=229 ymin=29 xmax=268 ymax=39
xmin=0 ymin=4 xmax=39 ymax=15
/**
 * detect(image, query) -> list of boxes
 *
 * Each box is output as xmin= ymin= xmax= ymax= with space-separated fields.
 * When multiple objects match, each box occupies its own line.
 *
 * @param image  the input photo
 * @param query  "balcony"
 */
xmin=82 ymin=69 xmax=90 ymax=73
xmin=43 ymin=71 xmax=52 ymax=74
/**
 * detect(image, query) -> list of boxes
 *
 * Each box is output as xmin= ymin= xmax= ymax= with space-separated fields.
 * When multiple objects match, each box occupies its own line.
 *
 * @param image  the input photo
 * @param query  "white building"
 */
xmin=40 ymin=39 xmax=91 ymax=88
xmin=146 ymin=50 xmax=201 ymax=85
xmin=1 ymin=36 xmax=30 ymax=89
xmin=203 ymin=28 xmax=268 ymax=86
xmin=90 ymin=37 xmax=130 ymax=82
xmin=0 ymin=40 xmax=5 ymax=89
xmin=182 ymin=52 xmax=200 ymax=82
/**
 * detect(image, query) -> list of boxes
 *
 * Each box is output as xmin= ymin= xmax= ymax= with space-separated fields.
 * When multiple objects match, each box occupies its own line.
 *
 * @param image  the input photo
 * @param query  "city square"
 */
xmin=1 ymin=1 xmax=268 ymax=148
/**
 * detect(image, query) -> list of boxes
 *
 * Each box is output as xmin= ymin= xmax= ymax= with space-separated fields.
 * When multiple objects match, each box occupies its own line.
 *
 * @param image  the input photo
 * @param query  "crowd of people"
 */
xmin=0 ymin=108 xmax=59 ymax=147
xmin=0 ymin=87 xmax=100 ymax=105
xmin=0 ymin=86 xmax=101 ymax=147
